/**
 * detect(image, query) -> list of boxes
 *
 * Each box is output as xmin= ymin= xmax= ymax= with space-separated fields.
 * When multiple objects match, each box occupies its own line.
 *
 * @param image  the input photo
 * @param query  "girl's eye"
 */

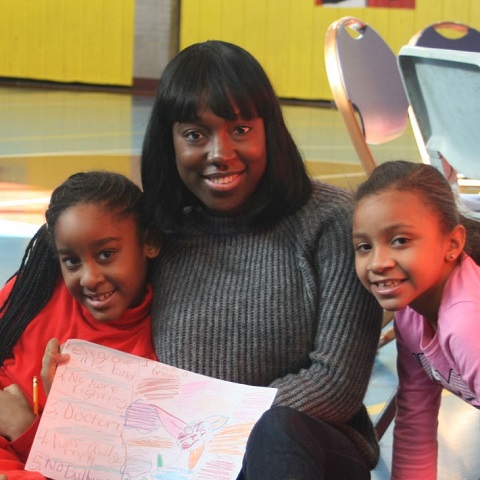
xmin=354 ymin=243 xmax=372 ymax=253
xmin=98 ymin=250 xmax=115 ymax=262
xmin=61 ymin=256 xmax=80 ymax=270
xmin=392 ymin=236 xmax=409 ymax=246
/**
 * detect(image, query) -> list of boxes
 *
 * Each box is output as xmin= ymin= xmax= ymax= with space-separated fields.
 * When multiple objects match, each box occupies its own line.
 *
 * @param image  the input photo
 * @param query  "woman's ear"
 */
xmin=144 ymin=230 xmax=161 ymax=259
xmin=445 ymin=224 xmax=466 ymax=262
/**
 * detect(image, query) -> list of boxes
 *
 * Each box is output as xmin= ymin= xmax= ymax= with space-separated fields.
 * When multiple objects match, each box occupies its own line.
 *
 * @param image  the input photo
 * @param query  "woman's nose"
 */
xmin=208 ymin=132 xmax=235 ymax=165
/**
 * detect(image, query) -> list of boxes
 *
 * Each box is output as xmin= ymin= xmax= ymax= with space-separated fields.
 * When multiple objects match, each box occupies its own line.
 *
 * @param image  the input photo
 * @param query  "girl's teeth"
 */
xmin=91 ymin=291 xmax=114 ymax=301
xmin=378 ymin=280 xmax=400 ymax=287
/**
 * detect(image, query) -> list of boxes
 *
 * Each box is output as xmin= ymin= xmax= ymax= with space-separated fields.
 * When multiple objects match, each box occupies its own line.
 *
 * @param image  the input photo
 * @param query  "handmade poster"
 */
xmin=26 ymin=339 xmax=278 ymax=480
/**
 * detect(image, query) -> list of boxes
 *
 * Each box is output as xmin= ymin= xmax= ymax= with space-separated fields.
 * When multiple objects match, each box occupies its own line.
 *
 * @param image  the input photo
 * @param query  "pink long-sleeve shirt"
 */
xmin=392 ymin=253 xmax=480 ymax=480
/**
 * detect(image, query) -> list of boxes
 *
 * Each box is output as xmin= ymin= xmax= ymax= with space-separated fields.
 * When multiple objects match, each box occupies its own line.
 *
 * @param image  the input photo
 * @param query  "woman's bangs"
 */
xmin=163 ymin=82 xmax=203 ymax=124
xmin=163 ymin=58 xmax=259 ymax=122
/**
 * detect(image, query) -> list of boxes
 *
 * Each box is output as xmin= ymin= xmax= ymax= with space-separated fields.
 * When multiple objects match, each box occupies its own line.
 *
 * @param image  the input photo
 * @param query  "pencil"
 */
xmin=33 ymin=376 xmax=39 ymax=415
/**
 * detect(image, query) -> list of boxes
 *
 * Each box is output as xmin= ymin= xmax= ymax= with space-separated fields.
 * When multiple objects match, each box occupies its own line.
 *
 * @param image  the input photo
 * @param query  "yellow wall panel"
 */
xmin=262 ymin=1 xmax=291 ymax=94
xmin=220 ymin=0 xmax=246 ymax=43
xmin=45 ymin=1 xmax=67 ymax=80
xmin=242 ymin=0 xmax=267 ymax=60
xmin=10 ymin=3 xmax=30 ymax=76
xmin=0 ymin=0 xmax=134 ymax=86
xmin=285 ymin=1 xmax=313 ymax=97
xmin=180 ymin=0 xmax=480 ymax=100
xmin=62 ymin=2 xmax=81 ymax=81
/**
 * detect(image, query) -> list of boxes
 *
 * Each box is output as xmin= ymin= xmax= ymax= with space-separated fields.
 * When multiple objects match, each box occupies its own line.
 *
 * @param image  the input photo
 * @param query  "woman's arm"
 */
xmin=270 ymin=195 xmax=382 ymax=422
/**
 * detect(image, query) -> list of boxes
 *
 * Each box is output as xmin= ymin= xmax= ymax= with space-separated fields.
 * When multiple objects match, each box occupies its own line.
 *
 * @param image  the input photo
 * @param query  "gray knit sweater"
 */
xmin=150 ymin=179 xmax=382 ymax=468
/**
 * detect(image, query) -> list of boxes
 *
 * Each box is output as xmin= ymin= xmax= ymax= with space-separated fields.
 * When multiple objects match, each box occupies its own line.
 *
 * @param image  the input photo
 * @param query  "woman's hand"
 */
xmin=0 ymin=384 xmax=35 ymax=441
xmin=41 ymin=338 xmax=70 ymax=396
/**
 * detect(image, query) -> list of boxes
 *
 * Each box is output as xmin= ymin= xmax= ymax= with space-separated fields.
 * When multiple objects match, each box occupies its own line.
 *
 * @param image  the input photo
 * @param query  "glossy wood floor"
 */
xmin=0 ymin=85 xmax=478 ymax=479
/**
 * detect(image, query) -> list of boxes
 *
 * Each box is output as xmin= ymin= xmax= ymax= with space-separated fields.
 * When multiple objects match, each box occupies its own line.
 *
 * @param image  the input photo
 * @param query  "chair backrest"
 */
xmin=324 ymin=16 xmax=409 ymax=175
xmin=410 ymin=21 xmax=480 ymax=52
xmin=407 ymin=20 xmax=480 ymax=215
xmin=398 ymin=45 xmax=480 ymax=219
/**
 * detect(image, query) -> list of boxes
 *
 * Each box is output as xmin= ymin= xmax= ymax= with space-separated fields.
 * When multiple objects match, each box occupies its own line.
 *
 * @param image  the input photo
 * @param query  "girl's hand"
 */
xmin=41 ymin=338 xmax=70 ymax=395
xmin=0 ymin=384 xmax=35 ymax=441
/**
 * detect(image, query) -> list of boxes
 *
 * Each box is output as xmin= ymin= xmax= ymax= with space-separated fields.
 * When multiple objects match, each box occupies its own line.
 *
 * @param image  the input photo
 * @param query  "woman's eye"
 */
xmin=233 ymin=125 xmax=251 ymax=135
xmin=184 ymin=130 xmax=203 ymax=141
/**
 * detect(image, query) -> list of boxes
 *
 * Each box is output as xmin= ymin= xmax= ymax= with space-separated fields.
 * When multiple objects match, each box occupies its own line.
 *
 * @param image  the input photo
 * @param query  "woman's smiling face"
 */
xmin=172 ymin=103 xmax=267 ymax=216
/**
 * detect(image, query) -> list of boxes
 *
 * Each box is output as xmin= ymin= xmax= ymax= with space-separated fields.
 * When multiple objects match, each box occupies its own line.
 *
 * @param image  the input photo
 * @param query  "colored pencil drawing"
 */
xmin=26 ymin=340 xmax=277 ymax=480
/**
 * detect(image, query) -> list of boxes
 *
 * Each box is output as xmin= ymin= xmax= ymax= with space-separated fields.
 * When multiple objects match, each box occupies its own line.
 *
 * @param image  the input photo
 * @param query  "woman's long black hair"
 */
xmin=0 ymin=171 xmax=150 ymax=365
xmin=141 ymin=40 xmax=312 ymax=232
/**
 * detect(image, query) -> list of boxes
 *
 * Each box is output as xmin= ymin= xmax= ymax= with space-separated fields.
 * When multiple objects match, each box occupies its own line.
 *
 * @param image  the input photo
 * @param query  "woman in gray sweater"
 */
xmin=141 ymin=40 xmax=382 ymax=479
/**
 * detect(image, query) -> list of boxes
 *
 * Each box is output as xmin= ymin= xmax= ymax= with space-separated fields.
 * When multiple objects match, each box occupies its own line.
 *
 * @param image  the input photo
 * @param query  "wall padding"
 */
xmin=179 ymin=0 xmax=479 ymax=100
xmin=0 ymin=0 xmax=134 ymax=86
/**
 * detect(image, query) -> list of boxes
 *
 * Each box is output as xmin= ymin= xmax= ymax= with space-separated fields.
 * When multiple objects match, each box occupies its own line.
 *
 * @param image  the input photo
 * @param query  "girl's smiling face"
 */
xmin=352 ymin=189 xmax=464 ymax=320
xmin=172 ymin=103 xmax=267 ymax=216
xmin=54 ymin=203 xmax=159 ymax=322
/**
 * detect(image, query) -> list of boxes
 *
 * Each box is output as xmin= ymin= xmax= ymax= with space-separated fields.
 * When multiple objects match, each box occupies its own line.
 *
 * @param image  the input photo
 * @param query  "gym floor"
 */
xmin=0 ymin=85 xmax=478 ymax=479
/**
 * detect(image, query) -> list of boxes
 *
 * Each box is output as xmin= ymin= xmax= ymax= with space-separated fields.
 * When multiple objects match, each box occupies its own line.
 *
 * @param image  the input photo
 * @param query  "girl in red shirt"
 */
xmin=0 ymin=171 xmax=160 ymax=480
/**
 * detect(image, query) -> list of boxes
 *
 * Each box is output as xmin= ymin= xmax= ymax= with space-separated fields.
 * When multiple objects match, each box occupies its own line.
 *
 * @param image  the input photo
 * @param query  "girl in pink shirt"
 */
xmin=352 ymin=160 xmax=480 ymax=480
